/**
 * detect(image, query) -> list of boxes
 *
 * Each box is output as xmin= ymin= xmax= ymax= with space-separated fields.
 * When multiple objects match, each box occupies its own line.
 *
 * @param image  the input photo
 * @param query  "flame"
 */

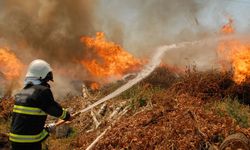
xmin=217 ymin=19 xmax=250 ymax=84
xmin=0 ymin=48 xmax=24 ymax=80
xmin=221 ymin=18 xmax=234 ymax=34
xmin=80 ymin=32 xmax=143 ymax=81
xmin=90 ymin=82 xmax=100 ymax=90
xmin=232 ymin=48 xmax=250 ymax=83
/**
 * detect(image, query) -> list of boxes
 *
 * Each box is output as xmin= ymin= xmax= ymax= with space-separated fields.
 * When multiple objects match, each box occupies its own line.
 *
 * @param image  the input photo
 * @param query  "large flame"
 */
xmin=80 ymin=32 xmax=143 ymax=81
xmin=217 ymin=19 xmax=250 ymax=84
xmin=0 ymin=48 xmax=24 ymax=80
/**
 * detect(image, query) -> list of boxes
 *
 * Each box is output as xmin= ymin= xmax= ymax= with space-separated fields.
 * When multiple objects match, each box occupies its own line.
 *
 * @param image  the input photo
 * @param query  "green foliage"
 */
xmin=139 ymin=98 xmax=147 ymax=107
xmin=209 ymin=98 xmax=250 ymax=128
xmin=120 ymin=84 xmax=163 ymax=110
xmin=67 ymin=127 xmax=78 ymax=138
xmin=226 ymin=99 xmax=249 ymax=128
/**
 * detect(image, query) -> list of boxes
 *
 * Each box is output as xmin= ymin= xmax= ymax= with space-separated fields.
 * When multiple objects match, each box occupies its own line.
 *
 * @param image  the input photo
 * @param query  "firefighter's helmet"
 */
xmin=26 ymin=59 xmax=53 ymax=81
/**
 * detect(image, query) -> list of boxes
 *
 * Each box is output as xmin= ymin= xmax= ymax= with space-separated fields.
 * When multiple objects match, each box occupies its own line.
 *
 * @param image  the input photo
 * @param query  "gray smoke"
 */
xmin=93 ymin=0 xmax=219 ymax=69
xmin=94 ymin=0 xmax=201 ymax=51
xmin=0 ymin=0 xmax=96 ymax=62
xmin=97 ymin=0 xmax=249 ymax=70
xmin=1 ymin=0 xmax=248 ymax=97
xmin=0 ymin=0 xmax=98 ymax=97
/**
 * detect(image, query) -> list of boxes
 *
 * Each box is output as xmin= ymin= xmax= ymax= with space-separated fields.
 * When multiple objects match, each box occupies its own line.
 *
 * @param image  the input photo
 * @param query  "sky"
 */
xmin=96 ymin=0 xmax=250 ymax=51
xmin=196 ymin=0 xmax=250 ymax=32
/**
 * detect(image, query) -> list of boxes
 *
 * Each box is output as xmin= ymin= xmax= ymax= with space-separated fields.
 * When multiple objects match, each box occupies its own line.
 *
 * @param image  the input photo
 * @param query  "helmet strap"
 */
xmin=41 ymin=72 xmax=53 ymax=83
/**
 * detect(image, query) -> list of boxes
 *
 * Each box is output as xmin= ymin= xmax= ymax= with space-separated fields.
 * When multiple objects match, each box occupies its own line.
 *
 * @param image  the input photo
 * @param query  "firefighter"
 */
xmin=9 ymin=59 xmax=72 ymax=150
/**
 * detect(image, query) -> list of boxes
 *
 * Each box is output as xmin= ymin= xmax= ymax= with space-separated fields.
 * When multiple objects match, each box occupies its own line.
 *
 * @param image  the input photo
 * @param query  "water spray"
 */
xmin=55 ymin=37 xmax=220 ymax=126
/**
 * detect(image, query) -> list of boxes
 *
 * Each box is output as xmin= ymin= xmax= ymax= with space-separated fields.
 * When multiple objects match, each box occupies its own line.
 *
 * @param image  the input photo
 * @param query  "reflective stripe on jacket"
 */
xmin=59 ymin=108 xmax=67 ymax=120
xmin=9 ymin=129 xmax=48 ymax=143
xmin=13 ymin=105 xmax=46 ymax=116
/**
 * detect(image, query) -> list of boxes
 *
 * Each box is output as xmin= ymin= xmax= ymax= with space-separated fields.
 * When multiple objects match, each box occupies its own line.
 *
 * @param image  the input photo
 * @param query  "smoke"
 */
xmin=0 ymin=0 xmax=96 ymax=62
xmin=0 ymin=0 xmax=248 ymax=97
xmin=94 ymin=0 xmax=250 ymax=70
xmin=0 ymin=0 xmax=98 ymax=97
xmin=94 ymin=0 xmax=201 ymax=50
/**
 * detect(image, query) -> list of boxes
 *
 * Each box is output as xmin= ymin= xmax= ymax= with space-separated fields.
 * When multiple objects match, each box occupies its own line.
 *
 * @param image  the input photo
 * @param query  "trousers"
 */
xmin=11 ymin=142 xmax=42 ymax=150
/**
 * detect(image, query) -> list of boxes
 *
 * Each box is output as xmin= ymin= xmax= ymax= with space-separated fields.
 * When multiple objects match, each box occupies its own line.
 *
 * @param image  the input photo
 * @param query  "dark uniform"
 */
xmin=10 ymin=82 xmax=70 ymax=150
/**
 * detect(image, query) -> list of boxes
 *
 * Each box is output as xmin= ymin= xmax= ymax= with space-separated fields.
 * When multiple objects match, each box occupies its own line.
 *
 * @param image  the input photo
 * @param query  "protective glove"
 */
xmin=45 ymin=123 xmax=56 ymax=132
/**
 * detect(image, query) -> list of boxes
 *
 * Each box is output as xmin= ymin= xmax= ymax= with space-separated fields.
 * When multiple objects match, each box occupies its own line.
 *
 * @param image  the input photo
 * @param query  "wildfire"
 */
xmin=90 ymin=82 xmax=100 ymax=90
xmin=221 ymin=18 xmax=234 ymax=34
xmin=0 ymin=48 xmax=24 ymax=80
xmin=80 ymin=32 xmax=143 ymax=81
xmin=217 ymin=19 xmax=250 ymax=84
xmin=160 ymin=63 xmax=184 ymax=74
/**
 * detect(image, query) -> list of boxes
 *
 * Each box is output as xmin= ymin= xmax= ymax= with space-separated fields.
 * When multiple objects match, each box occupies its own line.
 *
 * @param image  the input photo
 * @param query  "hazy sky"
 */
xmin=91 ymin=0 xmax=250 ymax=55
xmin=196 ymin=0 xmax=250 ymax=32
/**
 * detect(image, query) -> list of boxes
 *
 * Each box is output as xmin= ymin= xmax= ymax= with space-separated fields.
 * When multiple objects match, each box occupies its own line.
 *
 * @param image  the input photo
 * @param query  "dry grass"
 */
xmin=1 ymin=66 xmax=250 ymax=149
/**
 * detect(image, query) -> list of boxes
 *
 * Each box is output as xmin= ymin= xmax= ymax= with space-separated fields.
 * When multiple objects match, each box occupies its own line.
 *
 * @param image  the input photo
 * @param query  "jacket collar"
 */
xmin=24 ymin=77 xmax=41 ymax=86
